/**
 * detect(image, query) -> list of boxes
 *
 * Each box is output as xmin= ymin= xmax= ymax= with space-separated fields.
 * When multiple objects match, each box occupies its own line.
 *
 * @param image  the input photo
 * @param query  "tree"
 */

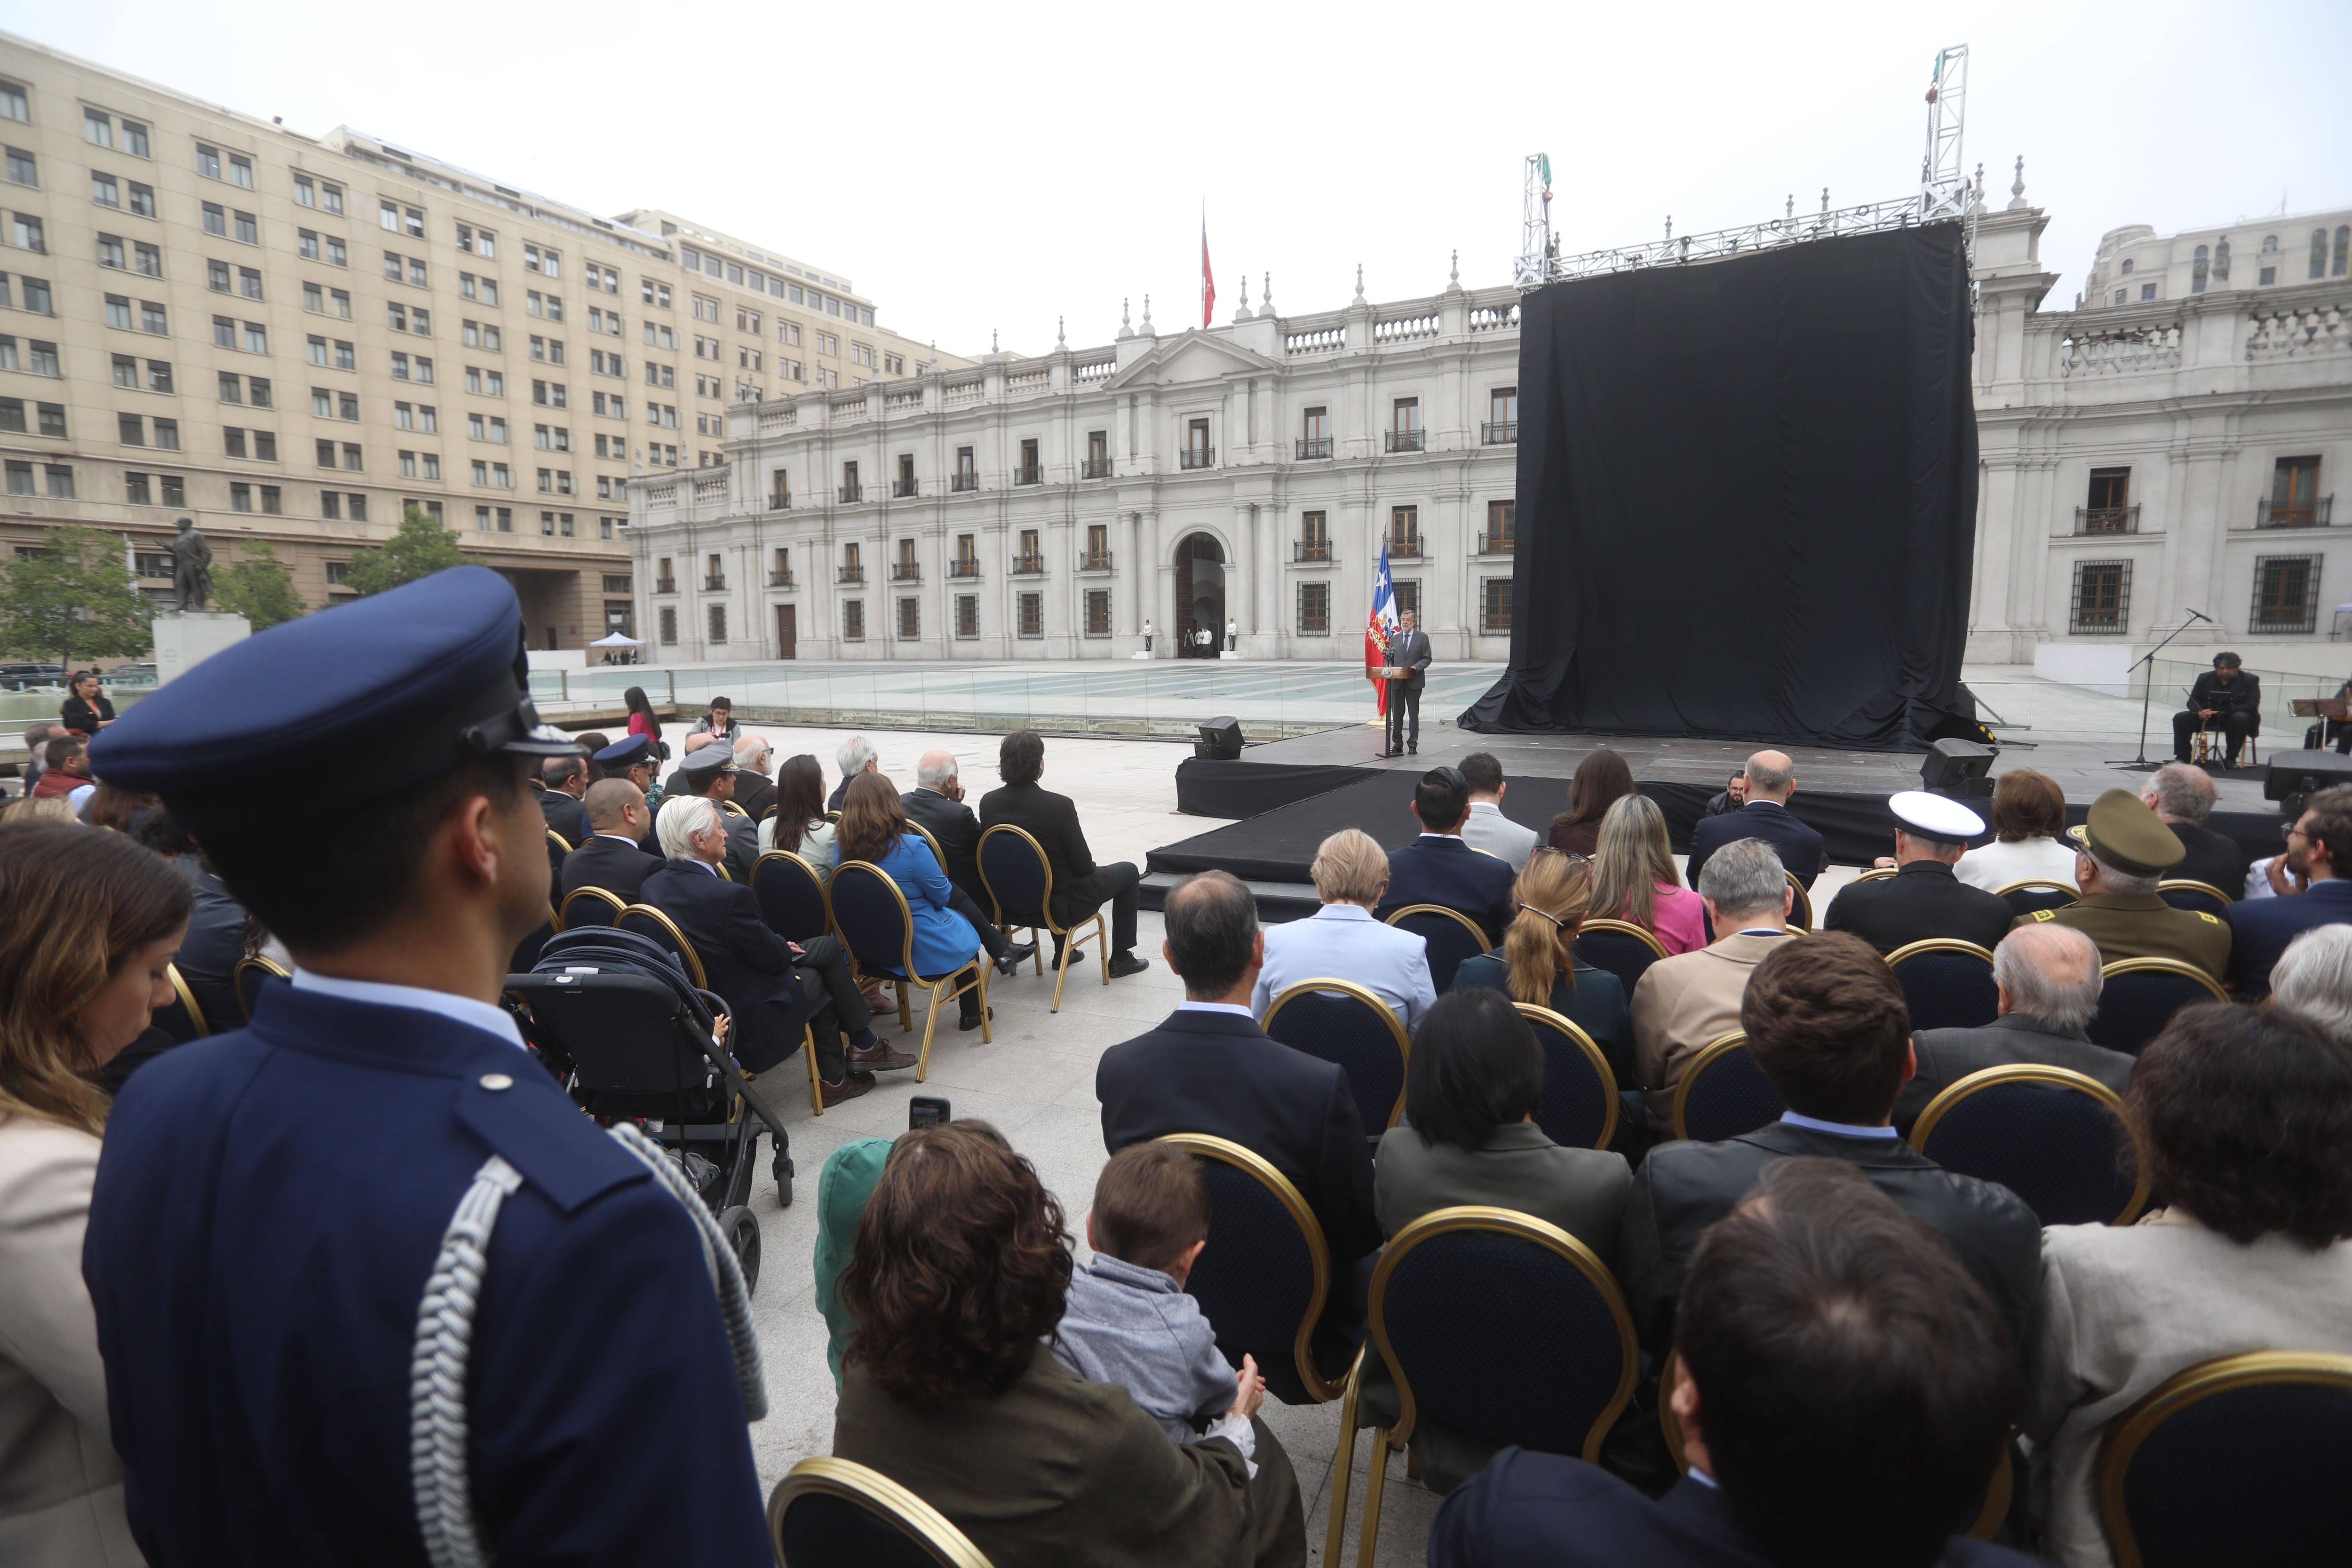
xmin=341 ymin=503 xmax=478 ymax=596
xmin=0 ymin=524 xmax=153 ymax=669
xmin=210 ymin=541 xmax=307 ymax=630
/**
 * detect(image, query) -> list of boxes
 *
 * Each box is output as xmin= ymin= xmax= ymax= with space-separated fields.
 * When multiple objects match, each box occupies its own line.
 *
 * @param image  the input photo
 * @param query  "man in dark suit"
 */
xmin=979 ymin=730 xmax=1148 ymax=977
xmin=533 ymin=754 xmax=590 ymax=845
xmin=1097 ymin=869 xmax=1378 ymax=1395
xmin=1374 ymin=767 xmax=1518 ymax=945
xmin=641 ymin=795 xmax=912 ymax=1098
xmin=593 ymin=733 xmax=664 ymax=855
xmin=1381 ymin=609 xmax=1432 ymax=757
xmin=1435 ymin=1160 xmax=2039 ymax=1568
xmin=1619 ymin=932 xmax=2042 ymax=1357
xmin=1685 ymin=750 xmax=1828 ymax=891
xmin=561 ymin=778 xmax=661 ymax=904
xmin=2226 ymin=784 xmax=2352 ymax=998
xmin=1826 ymin=791 xmax=2014 ymax=954
xmin=1895 ymin=923 xmax=2134 ymax=1133
xmin=728 ymin=733 xmax=777 ymax=823
xmin=903 ymin=749 xmax=1038 ymax=978
xmin=2141 ymin=763 xmax=2250 ymax=893
xmin=2171 ymin=651 xmax=2260 ymax=767
xmin=654 ymin=743 xmax=758 ymax=884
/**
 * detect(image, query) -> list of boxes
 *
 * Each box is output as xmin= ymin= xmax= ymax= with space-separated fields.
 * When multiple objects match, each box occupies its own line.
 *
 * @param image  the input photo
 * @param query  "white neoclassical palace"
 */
xmin=630 ymin=176 xmax=2352 ymax=666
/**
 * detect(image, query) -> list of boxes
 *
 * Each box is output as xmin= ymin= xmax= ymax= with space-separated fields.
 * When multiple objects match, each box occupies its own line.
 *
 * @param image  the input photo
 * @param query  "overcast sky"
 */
xmin=8 ymin=0 xmax=2347 ymax=358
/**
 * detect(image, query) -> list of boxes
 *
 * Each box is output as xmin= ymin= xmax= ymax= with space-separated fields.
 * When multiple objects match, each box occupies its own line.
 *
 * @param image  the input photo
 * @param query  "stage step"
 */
xmin=1139 ymin=872 xmax=1321 ymax=924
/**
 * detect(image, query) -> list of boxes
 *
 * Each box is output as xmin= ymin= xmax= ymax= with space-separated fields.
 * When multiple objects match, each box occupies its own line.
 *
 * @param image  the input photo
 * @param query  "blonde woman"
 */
xmin=0 ymin=820 xmax=191 ymax=1564
xmin=1453 ymin=849 xmax=1633 ymax=1085
xmin=1250 ymin=828 xmax=1436 ymax=1030
xmin=1588 ymin=794 xmax=1708 ymax=954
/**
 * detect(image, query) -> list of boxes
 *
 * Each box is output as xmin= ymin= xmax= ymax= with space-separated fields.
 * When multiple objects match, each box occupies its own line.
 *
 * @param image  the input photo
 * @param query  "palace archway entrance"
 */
xmin=1172 ymin=533 xmax=1225 ymax=658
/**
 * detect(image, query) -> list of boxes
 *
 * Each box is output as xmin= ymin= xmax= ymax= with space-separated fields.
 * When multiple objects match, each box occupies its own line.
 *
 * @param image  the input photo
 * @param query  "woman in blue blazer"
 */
xmin=837 ymin=773 xmax=986 ymax=1029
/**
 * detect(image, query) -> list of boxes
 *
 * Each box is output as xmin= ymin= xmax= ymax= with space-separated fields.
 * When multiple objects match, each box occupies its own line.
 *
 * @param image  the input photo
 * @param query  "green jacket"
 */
xmin=812 ymin=1137 xmax=892 ymax=1390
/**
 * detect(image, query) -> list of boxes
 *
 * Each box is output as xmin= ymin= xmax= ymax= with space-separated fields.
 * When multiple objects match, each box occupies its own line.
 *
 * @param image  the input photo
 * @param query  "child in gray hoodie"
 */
xmin=1051 ymin=1143 xmax=1265 ymax=1457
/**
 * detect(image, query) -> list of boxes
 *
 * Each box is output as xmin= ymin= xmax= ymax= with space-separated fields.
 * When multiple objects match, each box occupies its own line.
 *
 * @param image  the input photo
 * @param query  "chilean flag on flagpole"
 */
xmin=1201 ymin=213 xmax=1216 ymax=328
xmin=1367 ymin=542 xmax=1399 ymax=718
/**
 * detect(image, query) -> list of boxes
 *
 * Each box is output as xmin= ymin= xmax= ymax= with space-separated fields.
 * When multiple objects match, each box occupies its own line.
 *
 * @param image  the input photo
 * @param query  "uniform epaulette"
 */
xmin=2197 ymin=911 xmax=2222 ymax=924
xmin=2030 ymin=908 xmax=2058 ymax=922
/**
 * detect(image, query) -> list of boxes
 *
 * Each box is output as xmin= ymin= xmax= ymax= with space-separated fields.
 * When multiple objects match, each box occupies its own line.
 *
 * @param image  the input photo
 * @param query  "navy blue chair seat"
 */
xmin=1515 ymin=1003 xmax=1619 ymax=1151
xmin=767 ymin=1456 xmax=994 ymax=1568
xmin=1911 ymin=1065 xmax=2148 ymax=1226
xmin=1886 ymin=939 xmax=2000 ymax=1033
xmin=1671 ymin=1032 xmax=1785 ymax=1143
xmin=1571 ymin=919 xmax=1667 ymax=997
xmin=2098 ymin=1351 xmax=2352 ymax=1568
xmin=2156 ymin=879 xmax=2233 ymax=918
xmin=1383 ymin=905 xmax=1489 ymax=994
xmin=751 ymin=849 xmax=831 ymax=945
xmin=1263 ymin=980 xmax=1410 ymax=1138
xmin=976 ymin=823 xmax=1105 ymax=1013
xmin=829 ymin=860 xmax=989 ymax=1081
xmin=1996 ymin=879 xmax=2078 ymax=918
xmin=2088 ymin=960 xmax=2226 ymax=1055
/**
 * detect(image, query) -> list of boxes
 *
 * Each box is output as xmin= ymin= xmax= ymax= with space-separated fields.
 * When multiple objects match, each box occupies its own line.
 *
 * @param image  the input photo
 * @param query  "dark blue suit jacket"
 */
xmin=1430 ymin=1451 xmax=2043 ymax=1568
xmin=641 ymin=860 xmax=811 ymax=1071
xmin=85 ymin=984 xmax=771 ymax=1566
xmin=1376 ymin=834 xmax=1519 ymax=945
xmin=2224 ymin=876 xmax=2352 ymax=998
xmin=1097 ymin=1007 xmax=1381 ymax=1265
xmin=1685 ymin=799 xmax=1828 ymax=891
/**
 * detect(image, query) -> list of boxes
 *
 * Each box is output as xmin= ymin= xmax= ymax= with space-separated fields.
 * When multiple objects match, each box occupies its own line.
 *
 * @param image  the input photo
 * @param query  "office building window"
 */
xmin=659 ymin=606 xmax=677 ymax=645
xmin=1084 ymin=589 xmax=1112 ymax=637
xmin=1017 ymin=592 xmax=1043 ymax=638
xmin=897 ymin=597 xmax=921 ymax=639
xmin=955 ymin=594 xmax=978 ymax=639
xmin=2251 ymin=555 xmax=2320 ymax=634
xmin=841 ymin=600 xmax=865 ymax=642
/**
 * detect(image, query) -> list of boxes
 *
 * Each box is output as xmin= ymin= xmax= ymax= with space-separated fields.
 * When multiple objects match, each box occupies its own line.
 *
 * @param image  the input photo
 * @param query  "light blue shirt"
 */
xmin=290 ymin=967 xmax=526 ymax=1050
xmin=1176 ymin=1000 xmax=1256 ymax=1018
xmin=1249 ymin=902 xmax=1437 ymax=1031
xmin=1778 ymin=1109 xmax=1900 ymax=1140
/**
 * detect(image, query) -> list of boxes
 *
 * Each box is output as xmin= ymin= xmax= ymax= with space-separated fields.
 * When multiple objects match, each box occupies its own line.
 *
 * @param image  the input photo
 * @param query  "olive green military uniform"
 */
xmin=2012 ymin=787 xmax=2233 ymax=984
xmin=2016 ymin=895 xmax=2231 ymax=983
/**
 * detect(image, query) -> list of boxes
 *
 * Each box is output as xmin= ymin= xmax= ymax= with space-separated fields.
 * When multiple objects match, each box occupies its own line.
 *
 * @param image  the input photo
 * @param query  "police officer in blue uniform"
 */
xmin=83 ymin=566 xmax=772 ymax=1566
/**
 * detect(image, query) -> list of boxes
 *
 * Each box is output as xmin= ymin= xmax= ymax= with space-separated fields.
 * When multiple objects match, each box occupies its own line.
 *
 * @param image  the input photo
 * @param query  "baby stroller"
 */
xmin=505 ymin=925 xmax=792 ymax=1289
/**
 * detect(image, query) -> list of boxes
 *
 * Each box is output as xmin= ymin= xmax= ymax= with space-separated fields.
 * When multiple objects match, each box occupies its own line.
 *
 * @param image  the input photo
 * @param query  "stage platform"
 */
xmin=1140 ymin=705 xmax=2294 ymax=921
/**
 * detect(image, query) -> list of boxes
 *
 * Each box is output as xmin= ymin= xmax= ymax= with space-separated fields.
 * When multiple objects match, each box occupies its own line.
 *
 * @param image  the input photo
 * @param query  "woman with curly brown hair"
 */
xmin=833 ymin=1122 xmax=1304 ymax=1568
xmin=0 ymin=819 xmax=190 ymax=1563
xmin=2022 ymin=1002 xmax=2352 ymax=1567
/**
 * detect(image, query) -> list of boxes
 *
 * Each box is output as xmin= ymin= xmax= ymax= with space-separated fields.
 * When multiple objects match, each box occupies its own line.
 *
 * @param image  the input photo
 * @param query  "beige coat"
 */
xmin=0 ymin=1116 xmax=143 ymax=1566
xmin=2022 ymin=1213 xmax=2352 ymax=1568
xmin=1629 ymin=930 xmax=1791 ymax=1132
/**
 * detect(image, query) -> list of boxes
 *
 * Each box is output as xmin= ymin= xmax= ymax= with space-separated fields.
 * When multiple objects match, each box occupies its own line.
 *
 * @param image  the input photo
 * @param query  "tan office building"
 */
xmin=0 ymin=32 xmax=959 ymax=645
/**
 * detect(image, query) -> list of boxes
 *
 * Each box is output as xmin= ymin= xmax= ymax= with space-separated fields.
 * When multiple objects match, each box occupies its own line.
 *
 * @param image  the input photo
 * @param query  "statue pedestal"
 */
xmin=153 ymin=611 xmax=252 ymax=684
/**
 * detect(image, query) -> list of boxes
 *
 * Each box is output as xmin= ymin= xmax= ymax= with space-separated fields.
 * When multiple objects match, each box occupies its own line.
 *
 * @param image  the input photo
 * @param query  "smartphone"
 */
xmin=909 ymin=1096 xmax=951 ymax=1130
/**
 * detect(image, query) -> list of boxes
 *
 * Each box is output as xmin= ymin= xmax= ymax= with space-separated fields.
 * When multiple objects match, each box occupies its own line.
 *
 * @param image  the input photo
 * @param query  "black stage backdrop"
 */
xmin=1462 ymin=223 xmax=1979 ymax=749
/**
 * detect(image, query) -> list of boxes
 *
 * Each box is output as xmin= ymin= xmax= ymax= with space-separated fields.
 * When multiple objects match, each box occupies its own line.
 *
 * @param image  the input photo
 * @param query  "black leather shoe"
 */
xmin=1106 ymin=953 xmax=1151 ymax=980
xmin=958 ymin=1007 xmax=993 ymax=1032
xmin=996 ymin=940 xmax=1037 ymax=976
xmin=845 ymin=1041 xmax=917 ymax=1071
xmin=1053 ymin=946 xmax=1087 ymax=968
xmin=1407 ymin=745 xmax=1417 ymax=755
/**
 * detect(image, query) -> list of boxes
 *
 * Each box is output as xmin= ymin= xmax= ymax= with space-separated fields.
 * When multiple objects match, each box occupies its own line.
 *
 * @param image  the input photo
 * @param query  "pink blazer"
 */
xmin=1639 ymin=883 xmax=1709 ymax=955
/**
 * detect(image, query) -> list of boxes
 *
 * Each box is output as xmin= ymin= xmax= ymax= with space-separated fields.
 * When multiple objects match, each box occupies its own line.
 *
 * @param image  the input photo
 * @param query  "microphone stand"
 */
xmin=2108 ymin=609 xmax=2214 ymax=770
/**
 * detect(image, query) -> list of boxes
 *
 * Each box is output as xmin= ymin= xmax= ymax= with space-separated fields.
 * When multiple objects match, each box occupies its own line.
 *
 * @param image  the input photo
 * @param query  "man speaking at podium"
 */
xmin=1382 ymin=610 xmax=1433 ymax=757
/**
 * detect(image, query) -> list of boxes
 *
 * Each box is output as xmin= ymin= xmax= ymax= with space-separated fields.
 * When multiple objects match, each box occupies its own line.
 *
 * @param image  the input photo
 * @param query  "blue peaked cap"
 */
xmin=89 ymin=565 xmax=580 ymax=834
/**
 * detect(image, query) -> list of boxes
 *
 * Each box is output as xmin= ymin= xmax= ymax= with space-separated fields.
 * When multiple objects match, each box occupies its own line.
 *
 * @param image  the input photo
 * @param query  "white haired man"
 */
xmin=901 ymin=748 xmax=1038 ymax=978
xmin=1892 ymin=923 xmax=2134 ymax=1134
xmin=730 ymin=732 xmax=777 ymax=821
xmin=828 ymin=733 xmax=877 ymax=813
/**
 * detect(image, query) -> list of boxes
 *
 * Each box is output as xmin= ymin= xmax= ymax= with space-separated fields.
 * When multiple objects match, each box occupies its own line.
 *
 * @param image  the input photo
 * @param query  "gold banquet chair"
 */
xmin=829 ymin=860 xmax=989 ymax=1080
xmin=976 ymin=823 xmax=1105 ymax=1012
xmin=1336 ymin=1206 xmax=1637 ymax=1568
xmin=233 ymin=954 xmax=291 ymax=1023
xmin=768 ymin=1456 xmax=994 ymax=1568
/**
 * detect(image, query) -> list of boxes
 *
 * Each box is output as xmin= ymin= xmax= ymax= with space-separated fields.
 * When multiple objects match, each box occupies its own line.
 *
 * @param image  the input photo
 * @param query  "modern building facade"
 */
xmin=635 ymin=176 xmax=2352 ymax=668
xmin=0 ymin=32 xmax=961 ymax=643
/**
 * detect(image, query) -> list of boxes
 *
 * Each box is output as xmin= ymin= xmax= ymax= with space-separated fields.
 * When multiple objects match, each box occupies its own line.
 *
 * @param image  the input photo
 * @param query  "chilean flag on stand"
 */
xmin=1200 ymin=216 xmax=1216 ymax=327
xmin=1367 ymin=543 xmax=1399 ymax=718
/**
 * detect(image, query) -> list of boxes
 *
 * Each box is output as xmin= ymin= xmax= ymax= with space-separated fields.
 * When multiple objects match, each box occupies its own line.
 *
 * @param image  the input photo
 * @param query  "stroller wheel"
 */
xmin=773 ymin=1151 xmax=795 ymax=1208
xmin=718 ymin=1204 xmax=762 ymax=1293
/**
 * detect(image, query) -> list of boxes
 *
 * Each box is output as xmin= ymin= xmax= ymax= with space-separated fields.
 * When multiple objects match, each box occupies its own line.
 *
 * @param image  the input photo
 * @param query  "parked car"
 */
xmin=105 ymin=662 xmax=159 ymax=685
xmin=0 ymin=662 xmax=65 ymax=691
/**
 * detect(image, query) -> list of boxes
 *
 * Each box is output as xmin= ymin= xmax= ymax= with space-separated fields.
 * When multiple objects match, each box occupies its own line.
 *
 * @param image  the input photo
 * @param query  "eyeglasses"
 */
xmin=2283 ymin=822 xmax=2309 ymax=843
